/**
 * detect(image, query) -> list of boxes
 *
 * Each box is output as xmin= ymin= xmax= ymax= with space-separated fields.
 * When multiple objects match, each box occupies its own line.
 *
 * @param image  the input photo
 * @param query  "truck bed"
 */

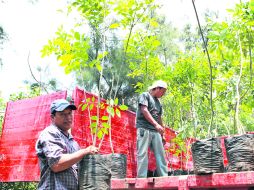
xmin=111 ymin=171 xmax=254 ymax=190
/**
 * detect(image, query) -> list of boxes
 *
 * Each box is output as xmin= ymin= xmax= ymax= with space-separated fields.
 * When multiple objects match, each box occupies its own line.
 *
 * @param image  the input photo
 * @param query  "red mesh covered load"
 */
xmin=0 ymin=88 xmax=195 ymax=181
xmin=0 ymin=91 xmax=67 ymax=182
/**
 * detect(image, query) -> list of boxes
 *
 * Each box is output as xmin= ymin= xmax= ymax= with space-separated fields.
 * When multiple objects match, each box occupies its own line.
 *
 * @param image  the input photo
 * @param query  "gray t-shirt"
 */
xmin=136 ymin=92 xmax=162 ymax=131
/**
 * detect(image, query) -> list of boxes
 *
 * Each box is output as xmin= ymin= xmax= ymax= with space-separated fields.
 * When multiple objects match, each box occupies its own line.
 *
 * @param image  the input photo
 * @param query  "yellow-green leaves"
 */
xmin=79 ymin=96 xmax=128 ymax=140
xmin=109 ymin=23 xmax=120 ymax=29
xmin=101 ymin=116 xmax=109 ymax=121
xmin=91 ymin=116 xmax=98 ymax=121
xmin=41 ymin=27 xmax=91 ymax=75
xmin=81 ymin=104 xmax=88 ymax=111
xmin=250 ymin=0 xmax=254 ymax=11
xmin=106 ymin=106 xmax=115 ymax=117
xmin=119 ymin=104 xmax=128 ymax=111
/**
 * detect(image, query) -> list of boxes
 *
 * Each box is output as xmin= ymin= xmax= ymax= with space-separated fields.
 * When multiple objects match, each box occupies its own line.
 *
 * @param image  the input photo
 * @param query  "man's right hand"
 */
xmin=85 ymin=145 xmax=99 ymax=155
xmin=52 ymin=145 xmax=99 ymax=172
xmin=155 ymin=124 xmax=164 ymax=135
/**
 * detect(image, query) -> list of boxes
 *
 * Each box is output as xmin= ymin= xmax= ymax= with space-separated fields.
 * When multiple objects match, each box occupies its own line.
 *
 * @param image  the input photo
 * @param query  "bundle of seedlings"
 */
xmin=224 ymin=133 xmax=254 ymax=172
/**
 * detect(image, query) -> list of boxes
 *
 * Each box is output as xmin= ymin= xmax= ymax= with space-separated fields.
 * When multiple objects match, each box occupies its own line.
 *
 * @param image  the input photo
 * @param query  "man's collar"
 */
xmin=52 ymin=124 xmax=73 ymax=139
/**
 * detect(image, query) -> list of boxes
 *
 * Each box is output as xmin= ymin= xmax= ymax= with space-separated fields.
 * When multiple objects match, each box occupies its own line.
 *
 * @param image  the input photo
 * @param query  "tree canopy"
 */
xmin=40 ymin=0 xmax=254 ymax=139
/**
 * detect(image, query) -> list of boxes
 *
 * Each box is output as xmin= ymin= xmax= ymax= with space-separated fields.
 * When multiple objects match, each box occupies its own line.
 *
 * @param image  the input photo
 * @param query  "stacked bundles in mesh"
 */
xmin=191 ymin=138 xmax=224 ymax=174
xmin=224 ymin=133 xmax=254 ymax=172
xmin=79 ymin=153 xmax=127 ymax=190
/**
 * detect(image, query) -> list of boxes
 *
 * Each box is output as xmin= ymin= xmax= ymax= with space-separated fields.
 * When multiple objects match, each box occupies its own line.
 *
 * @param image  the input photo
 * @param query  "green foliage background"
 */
xmin=41 ymin=0 xmax=254 ymax=139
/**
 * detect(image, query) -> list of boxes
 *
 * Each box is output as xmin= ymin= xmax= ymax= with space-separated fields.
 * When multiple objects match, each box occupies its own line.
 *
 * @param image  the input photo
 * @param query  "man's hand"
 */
xmin=155 ymin=124 xmax=164 ymax=135
xmin=51 ymin=145 xmax=99 ymax=173
xmin=162 ymin=134 xmax=166 ymax=145
xmin=85 ymin=145 xmax=99 ymax=155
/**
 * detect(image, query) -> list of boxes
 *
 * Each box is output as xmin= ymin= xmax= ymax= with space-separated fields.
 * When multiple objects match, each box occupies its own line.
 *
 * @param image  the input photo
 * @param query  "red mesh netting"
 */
xmin=0 ymin=88 xmax=196 ymax=181
xmin=0 ymin=91 xmax=67 ymax=182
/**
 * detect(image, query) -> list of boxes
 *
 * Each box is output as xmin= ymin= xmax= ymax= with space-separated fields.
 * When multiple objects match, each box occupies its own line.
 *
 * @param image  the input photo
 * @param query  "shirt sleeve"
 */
xmin=37 ymin=130 xmax=66 ymax=168
xmin=138 ymin=93 xmax=149 ymax=107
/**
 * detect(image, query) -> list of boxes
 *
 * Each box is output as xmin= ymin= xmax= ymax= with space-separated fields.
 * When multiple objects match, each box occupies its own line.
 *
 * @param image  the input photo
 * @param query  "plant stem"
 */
xmin=192 ymin=0 xmax=214 ymax=137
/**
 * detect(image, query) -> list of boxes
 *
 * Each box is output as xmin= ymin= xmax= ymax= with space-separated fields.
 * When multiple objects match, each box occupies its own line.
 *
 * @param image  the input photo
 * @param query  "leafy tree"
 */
xmin=41 ymin=0 xmax=163 ymax=110
xmin=208 ymin=0 xmax=254 ymax=134
xmin=128 ymin=0 xmax=254 ymax=140
xmin=9 ymin=85 xmax=40 ymax=101
xmin=40 ymin=0 xmax=253 ymax=143
xmin=155 ymin=16 xmax=180 ymax=65
xmin=25 ymin=63 xmax=62 ymax=95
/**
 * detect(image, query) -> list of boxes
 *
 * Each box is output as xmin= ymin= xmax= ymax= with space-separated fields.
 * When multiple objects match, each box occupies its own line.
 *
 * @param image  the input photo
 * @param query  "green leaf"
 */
xmin=101 ymin=127 xmax=109 ymax=135
xmin=109 ymin=23 xmax=120 ymax=29
xmin=89 ymin=104 xmax=94 ymax=110
xmin=249 ymin=1 xmax=254 ymax=11
xmin=97 ymin=52 xmax=108 ymax=59
xmin=102 ymin=122 xmax=110 ymax=129
xmin=96 ymin=63 xmax=102 ymax=72
xmin=91 ymin=129 xmax=96 ymax=134
xmin=119 ymin=104 xmax=128 ymax=111
xmin=115 ymin=108 xmax=121 ymax=117
xmin=97 ymin=130 xmax=103 ymax=139
xmin=91 ymin=116 xmax=98 ymax=121
xmin=88 ymin=60 xmax=96 ymax=68
xmin=90 ymin=122 xmax=97 ymax=131
xmin=101 ymin=116 xmax=109 ymax=121
xmin=106 ymin=106 xmax=115 ymax=117
xmin=175 ymin=149 xmax=181 ymax=156
xmin=81 ymin=104 xmax=88 ymax=111
xmin=74 ymin=32 xmax=80 ymax=40
xmin=109 ymin=99 xmax=114 ymax=106
xmin=150 ymin=20 xmax=159 ymax=27
xmin=114 ymin=98 xmax=119 ymax=105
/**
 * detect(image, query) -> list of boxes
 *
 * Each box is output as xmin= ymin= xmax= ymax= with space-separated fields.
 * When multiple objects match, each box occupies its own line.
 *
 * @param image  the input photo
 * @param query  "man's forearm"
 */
xmin=140 ymin=105 xmax=164 ymax=134
xmin=51 ymin=149 xmax=89 ymax=172
xmin=51 ymin=145 xmax=99 ymax=173
xmin=142 ymin=108 xmax=159 ymax=126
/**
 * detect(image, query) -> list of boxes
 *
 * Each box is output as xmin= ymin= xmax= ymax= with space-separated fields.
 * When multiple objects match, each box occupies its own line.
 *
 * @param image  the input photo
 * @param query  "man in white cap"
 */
xmin=36 ymin=99 xmax=98 ymax=190
xmin=136 ymin=80 xmax=168 ymax=178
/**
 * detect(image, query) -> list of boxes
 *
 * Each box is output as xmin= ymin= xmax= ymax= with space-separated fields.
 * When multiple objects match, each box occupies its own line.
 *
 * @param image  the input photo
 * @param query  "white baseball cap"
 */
xmin=148 ymin=80 xmax=167 ymax=90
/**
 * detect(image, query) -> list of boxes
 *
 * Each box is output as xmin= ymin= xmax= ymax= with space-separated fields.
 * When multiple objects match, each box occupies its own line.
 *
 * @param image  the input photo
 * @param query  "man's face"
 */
xmin=52 ymin=108 xmax=73 ymax=132
xmin=155 ymin=87 xmax=167 ymax=98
